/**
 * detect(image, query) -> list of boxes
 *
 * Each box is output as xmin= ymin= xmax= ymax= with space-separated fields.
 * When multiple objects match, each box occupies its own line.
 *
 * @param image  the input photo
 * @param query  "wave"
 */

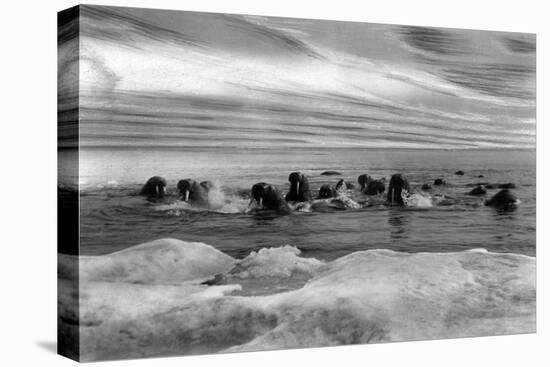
xmin=59 ymin=238 xmax=536 ymax=361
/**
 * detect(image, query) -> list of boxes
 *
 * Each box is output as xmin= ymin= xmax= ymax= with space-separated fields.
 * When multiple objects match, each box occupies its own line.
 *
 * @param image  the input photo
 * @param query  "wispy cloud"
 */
xmin=58 ymin=5 xmax=536 ymax=150
xmin=501 ymin=35 xmax=536 ymax=54
xmin=398 ymin=26 xmax=469 ymax=56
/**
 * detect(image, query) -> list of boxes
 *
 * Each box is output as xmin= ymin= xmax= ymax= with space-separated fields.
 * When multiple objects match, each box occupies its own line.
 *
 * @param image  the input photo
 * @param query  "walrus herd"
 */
xmin=140 ymin=171 xmax=520 ymax=211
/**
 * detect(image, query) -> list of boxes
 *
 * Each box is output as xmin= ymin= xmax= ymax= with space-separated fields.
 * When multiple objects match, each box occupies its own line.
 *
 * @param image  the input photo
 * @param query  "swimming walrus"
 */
xmin=485 ymin=189 xmax=519 ymax=210
xmin=140 ymin=176 xmax=167 ymax=199
xmin=285 ymin=172 xmax=312 ymax=202
xmin=320 ymin=171 xmax=342 ymax=176
xmin=468 ymin=186 xmax=487 ymax=196
xmin=250 ymin=182 xmax=291 ymax=213
xmin=358 ymin=174 xmax=386 ymax=195
xmin=318 ymin=179 xmax=348 ymax=199
xmin=177 ymin=179 xmax=207 ymax=204
xmin=387 ymin=174 xmax=410 ymax=206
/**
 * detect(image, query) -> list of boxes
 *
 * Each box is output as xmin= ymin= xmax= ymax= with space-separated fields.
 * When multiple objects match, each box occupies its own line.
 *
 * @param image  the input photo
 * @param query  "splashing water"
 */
xmin=77 ymin=148 xmax=535 ymax=259
xmin=154 ymin=184 xmax=251 ymax=215
xmin=404 ymin=192 xmax=433 ymax=207
xmin=206 ymin=182 xmax=250 ymax=213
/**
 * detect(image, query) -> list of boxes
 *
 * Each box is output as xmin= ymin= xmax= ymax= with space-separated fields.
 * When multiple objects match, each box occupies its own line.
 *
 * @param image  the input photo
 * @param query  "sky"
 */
xmin=58 ymin=5 xmax=536 ymax=150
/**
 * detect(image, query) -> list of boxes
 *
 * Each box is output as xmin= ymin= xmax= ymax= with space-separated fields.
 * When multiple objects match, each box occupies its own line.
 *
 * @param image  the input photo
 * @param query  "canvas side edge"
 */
xmin=57 ymin=5 xmax=81 ymax=362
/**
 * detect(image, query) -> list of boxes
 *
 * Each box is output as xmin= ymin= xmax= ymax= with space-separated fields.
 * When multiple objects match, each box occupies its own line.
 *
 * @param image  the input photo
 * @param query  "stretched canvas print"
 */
xmin=58 ymin=4 xmax=536 ymax=362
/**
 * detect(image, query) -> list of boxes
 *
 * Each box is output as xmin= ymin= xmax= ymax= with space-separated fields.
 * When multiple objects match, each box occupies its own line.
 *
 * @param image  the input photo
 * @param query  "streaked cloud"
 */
xmin=501 ymin=35 xmax=536 ymax=54
xmin=398 ymin=26 xmax=469 ymax=56
xmin=58 ymin=5 xmax=536 ymax=149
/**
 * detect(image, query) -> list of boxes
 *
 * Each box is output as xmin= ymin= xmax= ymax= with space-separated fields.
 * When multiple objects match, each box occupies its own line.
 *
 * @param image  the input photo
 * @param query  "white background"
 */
xmin=1 ymin=0 xmax=548 ymax=365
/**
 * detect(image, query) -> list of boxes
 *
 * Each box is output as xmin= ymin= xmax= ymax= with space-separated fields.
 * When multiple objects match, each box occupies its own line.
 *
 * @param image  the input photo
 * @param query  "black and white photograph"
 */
xmin=56 ymin=3 xmax=537 ymax=363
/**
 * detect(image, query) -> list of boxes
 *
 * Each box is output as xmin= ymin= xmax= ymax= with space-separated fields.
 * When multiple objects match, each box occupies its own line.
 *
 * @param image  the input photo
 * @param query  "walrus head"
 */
xmin=286 ymin=172 xmax=311 ymax=202
xmin=357 ymin=174 xmax=370 ymax=191
xmin=250 ymin=182 xmax=267 ymax=207
xmin=177 ymin=179 xmax=199 ymax=201
xmin=468 ymin=185 xmax=487 ymax=196
xmin=140 ymin=176 xmax=167 ymax=199
xmin=288 ymin=172 xmax=304 ymax=193
xmin=319 ymin=184 xmax=335 ymax=199
xmin=250 ymin=182 xmax=288 ymax=212
xmin=387 ymin=174 xmax=410 ymax=206
xmin=485 ymin=189 xmax=519 ymax=210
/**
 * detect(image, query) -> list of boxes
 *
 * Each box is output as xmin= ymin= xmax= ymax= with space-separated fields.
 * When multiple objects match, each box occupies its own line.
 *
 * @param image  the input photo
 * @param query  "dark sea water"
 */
xmin=75 ymin=147 xmax=536 ymax=259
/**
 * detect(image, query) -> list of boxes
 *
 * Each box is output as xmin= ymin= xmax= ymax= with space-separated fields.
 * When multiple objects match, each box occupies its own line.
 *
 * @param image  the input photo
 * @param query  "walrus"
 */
xmin=387 ymin=174 xmax=410 ymax=206
xmin=140 ymin=176 xmax=167 ymax=199
xmin=318 ymin=184 xmax=336 ymax=199
xmin=468 ymin=186 xmax=487 ymax=196
xmin=357 ymin=174 xmax=369 ymax=190
xmin=320 ymin=171 xmax=342 ymax=176
xmin=454 ymin=170 xmax=464 ymax=176
xmin=433 ymin=178 xmax=446 ymax=186
xmin=250 ymin=182 xmax=290 ymax=213
xmin=177 ymin=179 xmax=207 ymax=203
xmin=485 ymin=189 xmax=519 ymax=209
xmin=318 ymin=179 xmax=348 ymax=199
xmin=285 ymin=172 xmax=312 ymax=202
xmin=358 ymin=174 xmax=386 ymax=195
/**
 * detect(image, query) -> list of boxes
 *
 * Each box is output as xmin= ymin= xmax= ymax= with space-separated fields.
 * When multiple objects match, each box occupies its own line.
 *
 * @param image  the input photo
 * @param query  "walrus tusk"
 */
xmin=185 ymin=190 xmax=190 ymax=202
xmin=296 ymin=182 xmax=300 ymax=195
xmin=391 ymin=188 xmax=395 ymax=205
xmin=248 ymin=198 xmax=255 ymax=208
xmin=259 ymin=197 xmax=263 ymax=207
xmin=155 ymin=186 xmax=159 ymax=196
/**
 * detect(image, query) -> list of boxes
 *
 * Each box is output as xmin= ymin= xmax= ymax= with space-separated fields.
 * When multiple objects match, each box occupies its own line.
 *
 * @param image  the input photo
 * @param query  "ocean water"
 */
xmin=58 ymin=147 xmax=536 ymax=360
xmin=75 ymin=147 xmax=536 ymax=259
